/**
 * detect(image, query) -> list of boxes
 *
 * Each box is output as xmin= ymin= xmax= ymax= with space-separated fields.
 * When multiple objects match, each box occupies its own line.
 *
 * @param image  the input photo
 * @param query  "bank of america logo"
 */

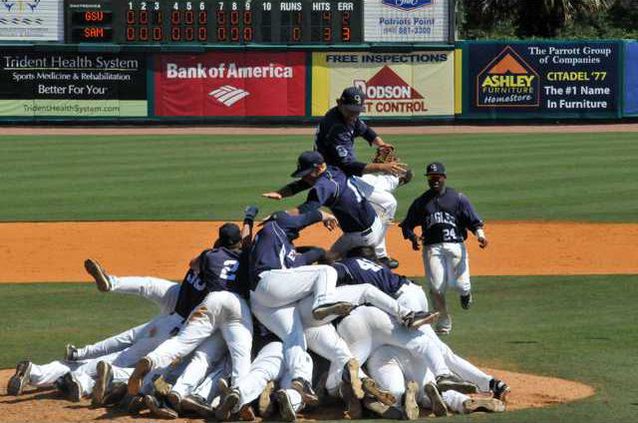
xmin=209 ymin=85 xmax=250 ymax=107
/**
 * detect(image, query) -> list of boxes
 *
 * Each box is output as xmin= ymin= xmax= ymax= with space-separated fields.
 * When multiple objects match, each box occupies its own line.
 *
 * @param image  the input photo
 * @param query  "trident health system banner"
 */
xmin=466 ymin=41 xmax=621 ymax=118
xmin=311 ymin=51 xmax=454 ymax=118
xmin=364 ymin=0 xmax=450 ymax=42
xmin=154 ymin=52 xmax=306 ymax=117
xmin=0 ymin=51 xmax=147 ymax=117
xmin=624 ymin=41 xmax=638 ymax=116
xmin=0 ymin=0 xmax=63 ymax=41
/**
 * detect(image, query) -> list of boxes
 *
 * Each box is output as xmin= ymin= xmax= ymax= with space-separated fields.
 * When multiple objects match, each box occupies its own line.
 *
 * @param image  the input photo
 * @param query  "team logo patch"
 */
xmin=209 ymin=85 xmax=250 ymax=107
xmin=353 ymin=66 xmax=427 ymax=113
xmin=476 ymin=46 xmax=540 ymax=108
xmin=381 ymin=0 xmax=434 ymax=12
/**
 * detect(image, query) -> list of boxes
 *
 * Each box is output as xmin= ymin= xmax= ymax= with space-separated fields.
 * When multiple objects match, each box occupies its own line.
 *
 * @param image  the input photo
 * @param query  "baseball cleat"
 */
xmin=153 ymin=375 xmax=173 ymax=397
xmin=436 ymin=374 xmax=478 ymax=394
xmin=126 ymin=394 xmax=148 ymax=415
xmin=215 ymin=389 xmax=240 ymax=421
xmin=258 ymin=380 xmax=276 ymax=418
xmin=218 ymin=377 xmax=230 ymax=396
xmin=276 ymin=389 xmax=297 ymax=422
xmin=64 ymin=344 xmax=79 ymax=361
xmin=165 ymin=391 xmax=182 ymax=413
xmin=312 ymin=301 xmax=354 ymax=321
xmin=463 ymin=397 xmax=506 ymax=413
xmin=91 ymin=361 xmax=113 ymax=407
xmin=102 ymin=382 xmax=128 ymax=407
xmin=399 ymin=168 xmax=414 ymax=186
xmin=362 ymin=377 xmax=395 ymax=406
xmin=145 ymin=394 xmax=179 ymax=419
xmin=407 ymin=311 xmax=439 ymax=329
xmin=491 ymin=378 xmax=511 ymax=402
xmin=180 ymin=394 xmax=213 ymax=417
xmin=434 ymin=314 xmax=452 ymax=335
xmin=343 ymin=358 xmax=364 ymax=400
xmin=404 ymin=380 xmax=420 ymax=420
xmin=291 ymin=377 xmax=320 ymax=407
xmin=362 ymin=397 xmax=402 ymax=419
xmin=7 ymin=360 xmax=32 ymax=396
xmin=460 ymin=292 xmax=473 ymax=310
xmin=238 ymin=404 xmax=256 ymax=421
xmin=128 ymin=357 xmax=152 ymax=396
xmin=63 ymin=372 xmax=82 ymax=402
xmin=424 ymin=381 xmax=448 ymax=417
xmin=84 ymin=258 xmax=111 ymax=292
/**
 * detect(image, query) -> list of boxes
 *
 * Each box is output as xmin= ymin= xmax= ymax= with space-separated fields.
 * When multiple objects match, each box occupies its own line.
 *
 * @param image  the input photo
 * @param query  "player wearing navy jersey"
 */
xmin=249 ymin=209 xmax=353 ymax=411
xmin=400 ymin=162 xmax=488 ymax=335
xmin=313 ymin=87 xmax=409 ymax=269
xmin=128 ymin=216 xmax=259 ymax=398
xmin=286 ymin=151 xmax=390 ymax=260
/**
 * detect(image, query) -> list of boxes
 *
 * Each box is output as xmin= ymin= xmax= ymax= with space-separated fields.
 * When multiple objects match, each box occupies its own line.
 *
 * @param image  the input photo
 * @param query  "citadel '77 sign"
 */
xmin=0 ymin=0 xmax=63 ymax=41
xmin=364 ymin=0 xmax=451 ymax=43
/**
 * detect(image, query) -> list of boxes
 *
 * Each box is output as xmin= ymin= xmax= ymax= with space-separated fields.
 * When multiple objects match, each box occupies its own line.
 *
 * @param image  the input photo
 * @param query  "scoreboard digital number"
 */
xmin=65 ymin=0 xmax=362 ymax=45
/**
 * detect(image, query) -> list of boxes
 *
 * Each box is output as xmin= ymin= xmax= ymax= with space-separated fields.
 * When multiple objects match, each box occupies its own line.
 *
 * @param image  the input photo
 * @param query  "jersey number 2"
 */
xmin=220 ymin=259 xmax=239 ymax=281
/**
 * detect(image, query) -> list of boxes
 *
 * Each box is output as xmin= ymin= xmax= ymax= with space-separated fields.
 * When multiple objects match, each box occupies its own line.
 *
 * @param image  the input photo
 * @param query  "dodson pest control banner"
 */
xmin=311 ymin=51 xmax=454 ymax=118
xmin=154 ymin=52 xmax=306 ymax=117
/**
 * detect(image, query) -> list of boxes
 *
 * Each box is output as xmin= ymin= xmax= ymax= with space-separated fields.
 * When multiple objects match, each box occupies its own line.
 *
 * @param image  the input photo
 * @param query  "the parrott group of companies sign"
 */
xmin=466 ymin=41 xmax=621 ymax=118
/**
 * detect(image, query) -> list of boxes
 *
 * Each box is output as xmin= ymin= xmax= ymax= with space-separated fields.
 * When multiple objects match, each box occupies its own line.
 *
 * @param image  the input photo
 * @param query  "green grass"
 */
xmin=1 ymin=132 xmax=637 ymax=222
xmin=2 ymin=275 xmax=637 ymax=423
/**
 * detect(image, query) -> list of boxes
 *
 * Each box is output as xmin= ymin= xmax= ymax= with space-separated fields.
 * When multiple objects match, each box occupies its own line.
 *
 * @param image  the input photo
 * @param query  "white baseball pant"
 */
xmin=145 ymin=291 xmax=253 ymax=385
xmin=337 ymin=306 xmax=452 ymax=379
xmin=330 ymin=215 xmax=385 ymax=257
xmin=73 ymin=312 xmax=183 ymax=395
xmin=395 ymin=282 xmax=430 ymax=313
xmin=297 ymin=284 xmax=416 ymax=396
xmin=423 ymin=242 xmax=472 ymax=333
xmin=233 ymin=341 xmax=284 ymax=410
xmin=358 ymin=174 xmax=400 ymax=259
xmin=192 ymin=355 xmax=231 ymax=405
xmin=26 ymin=360 xmax=88 ymax=388
xmin=171 ymin=333 xmax=228 ymax=399
xmin=73 ymin=276 xmax=180 ymax=361
xmin=366 ymin=345 xmax=474 ymax=414
xmin=250 ymin=264 xmax=340 ymax=383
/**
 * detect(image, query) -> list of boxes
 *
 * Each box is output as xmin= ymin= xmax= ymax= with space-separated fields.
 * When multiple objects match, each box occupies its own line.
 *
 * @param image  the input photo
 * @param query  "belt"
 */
xmin=361 ymin=226 xmax=373 ymax=236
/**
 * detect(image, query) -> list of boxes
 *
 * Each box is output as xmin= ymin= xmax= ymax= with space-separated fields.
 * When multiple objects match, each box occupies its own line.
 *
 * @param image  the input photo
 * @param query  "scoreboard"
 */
xmin=65 ymin=0 xmax=363 ymax=45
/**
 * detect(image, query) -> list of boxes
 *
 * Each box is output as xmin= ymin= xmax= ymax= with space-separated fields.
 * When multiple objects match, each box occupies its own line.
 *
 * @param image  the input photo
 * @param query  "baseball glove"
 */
xmin=372 ymin=145 xmax=398 ymax=163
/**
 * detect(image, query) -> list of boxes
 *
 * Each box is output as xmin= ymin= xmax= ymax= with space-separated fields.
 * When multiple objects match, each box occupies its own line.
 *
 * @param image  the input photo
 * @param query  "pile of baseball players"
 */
xmin=6 ymin=87 xmax=510 ymax=421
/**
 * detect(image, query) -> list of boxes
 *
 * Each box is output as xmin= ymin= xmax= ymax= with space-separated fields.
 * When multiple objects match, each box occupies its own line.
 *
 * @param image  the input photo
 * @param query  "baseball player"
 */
xmin=249 ymin=209 xmax=355 ymax=407
xmin=288 ymin=150 xmax=390 ymax=258
xmin=126 ymin=222 xmax=257 ymax=397
xmin=313 ymin=86 xmax=409 ymax=268
xmin=400 ymin=162 xmax=488 ymax=335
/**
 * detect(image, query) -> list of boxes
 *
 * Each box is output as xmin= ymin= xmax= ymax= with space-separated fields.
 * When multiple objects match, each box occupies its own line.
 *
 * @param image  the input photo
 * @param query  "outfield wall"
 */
xmin=0 ymin=40 xmax=636 ymax=123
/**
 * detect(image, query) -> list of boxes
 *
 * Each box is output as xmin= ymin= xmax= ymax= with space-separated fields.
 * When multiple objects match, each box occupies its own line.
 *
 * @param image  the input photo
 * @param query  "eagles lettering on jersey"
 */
xmin=333 ymin=257 xmax=407 ymax=295
xmin=174 ymin=247 xmax=246 ymax=319
xmin=400 ymin=187 xmax=484 ymax=246
xmin=314 ymin=107 xmax=378 ymax=176
xmin=298 ymin=166 xmax=376 ymax=233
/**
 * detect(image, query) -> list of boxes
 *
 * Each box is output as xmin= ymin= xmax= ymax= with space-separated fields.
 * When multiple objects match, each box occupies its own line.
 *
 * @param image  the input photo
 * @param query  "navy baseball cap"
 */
xmin=339 ymin=87 xmax=365 ymax=112
xmin=425 ymin=162 xmax=446 ymax=176
xmin=218 ymin=223 xmax=241 ymax=247
xmin=291 ymin=151 xmax=325 ymax=178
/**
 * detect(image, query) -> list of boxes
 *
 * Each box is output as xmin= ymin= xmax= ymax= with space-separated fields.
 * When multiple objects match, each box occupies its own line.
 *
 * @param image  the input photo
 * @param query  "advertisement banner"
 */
xmin=0 ymin=51 xmax=147 ymax=117
xmin=312 ymin=51 xmax=454 ymax=118
xmin=364 ymin=0 xmax=450 ymax=43
xmin=624 ymin=41 xmax=638 ymax=116
xmin=466 ymin=41 xmax=620 ymax=118
xmin=0 ymin=0 xmax=63 ymax=41
xmin=154 ymin=52 xmax=306 ymax=117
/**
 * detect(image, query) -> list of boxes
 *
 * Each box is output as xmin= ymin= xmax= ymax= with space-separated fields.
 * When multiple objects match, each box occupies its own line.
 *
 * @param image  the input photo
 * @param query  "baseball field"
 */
xmin=1 ymin=126 xmax=637 ymax=422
